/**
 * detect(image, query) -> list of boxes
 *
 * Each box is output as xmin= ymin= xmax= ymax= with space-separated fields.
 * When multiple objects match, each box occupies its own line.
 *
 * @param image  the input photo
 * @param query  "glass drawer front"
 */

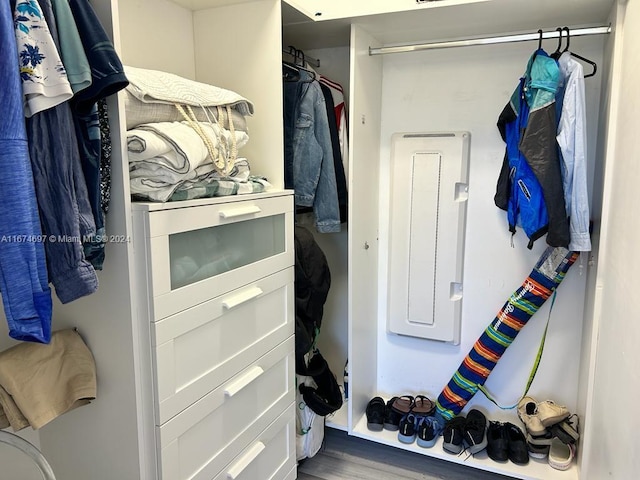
xmin=169 ymin=214 xmax=285 ymax=290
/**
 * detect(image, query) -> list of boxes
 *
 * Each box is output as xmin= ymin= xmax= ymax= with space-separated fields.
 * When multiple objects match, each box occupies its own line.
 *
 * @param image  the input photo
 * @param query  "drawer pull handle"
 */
xmin=226 ymin=441 xmax=265 ymax=480
xmin=222 ymin=287 xmax=263 ymax=310
xmin=224 ymin=366 xmax=264 ymax=398
xmin=219 ymin=205 xmax=262 ymax=219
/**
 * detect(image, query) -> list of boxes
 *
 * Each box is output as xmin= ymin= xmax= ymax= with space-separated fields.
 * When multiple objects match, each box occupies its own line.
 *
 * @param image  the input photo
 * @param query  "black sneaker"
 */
xmin=486 ymin=421 xmax=508 ymax=462
xmin=365 ymin=397 xmax=385 ymax=431
xmin=417 ymin=415 xmax=444 ymax=448
xmin=505 ymin=422 xmax=529 ymax=465
xmin=383 ymin=396 xmax=401 ymax=431
xmin=398 ymin=413 xmax=418 ymax=444
xmin=463 ymin=409 xmax=488 ymax=454
xmin=443 ymin=416 xmax=466 ymax=454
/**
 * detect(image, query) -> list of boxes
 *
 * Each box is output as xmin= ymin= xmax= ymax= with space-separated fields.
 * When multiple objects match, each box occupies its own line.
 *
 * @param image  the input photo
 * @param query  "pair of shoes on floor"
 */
xmin=442 ymin=409 xmax=488 ymax=455
xmin=383 ymin=394 xmax=435 ymax=432
xmin=517 ymin=396 xmax=579 ymax=460
xmin=366 ymin=394 xmax=436 ymax=433
xmin=366 ymin=395 xmax=408 ymax=432
xmin=398 ymin=410 xmax=441 ymax=445
xmin=486 ymin=421 xmax=529 ymax=465
xmin=517 ymin=396 xmax=570 ymax=435
xmin=396 ymin=395 xmax=437 ymax=444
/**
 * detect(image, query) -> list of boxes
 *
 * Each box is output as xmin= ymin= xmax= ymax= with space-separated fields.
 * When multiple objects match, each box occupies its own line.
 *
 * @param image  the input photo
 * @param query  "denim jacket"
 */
xmin=285 ymin=70 xmax=341 ymax=233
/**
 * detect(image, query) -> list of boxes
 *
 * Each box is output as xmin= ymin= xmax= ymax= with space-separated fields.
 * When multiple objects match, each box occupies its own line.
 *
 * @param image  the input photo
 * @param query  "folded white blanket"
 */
xmin=128 ymin=121 xmax=249 ymax=170
xmin=124 ymin=65 xmax=254 ymax=116
xmin=124 ymin=90 xmax=249 ymax=131
xmin=128 ymin=122 xmax=209 ymax=174
xmin=130 ymin=163 xmax=215 ymax=202
xmin=128 ymin=121 xmax=250 ymax=202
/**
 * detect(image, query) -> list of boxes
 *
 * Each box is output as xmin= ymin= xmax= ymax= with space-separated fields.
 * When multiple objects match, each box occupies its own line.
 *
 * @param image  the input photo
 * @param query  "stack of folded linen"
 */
xmin=124 ymin=66 xmax=270 ymax=202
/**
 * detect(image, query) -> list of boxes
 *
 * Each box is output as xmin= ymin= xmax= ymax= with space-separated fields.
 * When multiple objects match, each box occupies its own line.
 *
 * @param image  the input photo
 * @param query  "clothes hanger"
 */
xmin=531 ymin=29 xmax=544 ymax=61
xmin=562 ymin=26 xmax=598 ymax=78
xmin=282 ymin=46 xmax=317 ymax=83
xmin=538 ymin=29 xmax=543 ymax=51
xmin=551 ymin=27 xmax=564 ymax=60
xmin=295 ymin=48 xmax=318 ymax=80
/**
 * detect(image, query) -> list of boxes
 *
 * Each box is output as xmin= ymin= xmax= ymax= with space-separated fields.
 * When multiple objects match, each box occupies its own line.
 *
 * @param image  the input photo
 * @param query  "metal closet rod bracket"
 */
xmin=369 ymin=24 xmax=612 ymax=56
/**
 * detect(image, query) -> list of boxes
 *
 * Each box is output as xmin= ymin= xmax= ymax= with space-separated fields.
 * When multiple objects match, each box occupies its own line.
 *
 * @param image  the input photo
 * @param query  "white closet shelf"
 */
xmin=130 ymin=189 xmax=293 ymax=212
xmin=351 ymin=414 xmax=578 ymax=480
xmin=169 ymin=0 xmax=255 ymax=11
xmin=284 ymin=0 xmax=491 ymax=22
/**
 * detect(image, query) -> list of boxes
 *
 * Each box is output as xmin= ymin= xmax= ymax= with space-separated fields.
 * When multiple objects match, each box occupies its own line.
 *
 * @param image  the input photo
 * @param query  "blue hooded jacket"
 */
xmin=495 ymin=49 xmax=570 ymax=249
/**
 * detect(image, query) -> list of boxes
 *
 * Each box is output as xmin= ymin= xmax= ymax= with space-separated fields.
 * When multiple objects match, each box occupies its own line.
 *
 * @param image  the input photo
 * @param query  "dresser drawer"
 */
xmin=214 ymin=405 xmax=296 ymax=480
xmin=145 ymin=195 xmax=294 ymax=320
xmin=152 ymin=268 xmax=294 ymax=424
xmin=157 ymin=339 xmax=294 ymax=480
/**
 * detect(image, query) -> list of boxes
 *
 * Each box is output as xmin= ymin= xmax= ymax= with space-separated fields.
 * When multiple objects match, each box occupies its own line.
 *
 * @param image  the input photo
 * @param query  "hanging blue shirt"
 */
xmin=0 ymin=0 xmax=53 ymax=343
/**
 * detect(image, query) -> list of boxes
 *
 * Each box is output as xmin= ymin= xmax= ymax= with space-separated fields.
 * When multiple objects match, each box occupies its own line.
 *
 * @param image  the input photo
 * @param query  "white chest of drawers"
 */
xmin=132 ymin=191 xmax=296 ymax=480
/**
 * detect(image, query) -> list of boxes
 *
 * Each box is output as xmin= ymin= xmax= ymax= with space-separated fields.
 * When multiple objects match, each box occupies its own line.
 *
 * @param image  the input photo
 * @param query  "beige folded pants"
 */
xmin=0 ymin=329 xmax=96 ymax=431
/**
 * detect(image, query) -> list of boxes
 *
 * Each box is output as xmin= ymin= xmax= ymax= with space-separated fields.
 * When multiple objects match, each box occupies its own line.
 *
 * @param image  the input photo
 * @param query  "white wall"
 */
xmin=118 ymin=0 xmax=196 ymax=79
xmin=375 ymin=36 xmax=605 ymax=420
xmin=586 ymin=1 xmax=640 ymax=478
xmin=0 ymin=314 xmax=42 ymax=477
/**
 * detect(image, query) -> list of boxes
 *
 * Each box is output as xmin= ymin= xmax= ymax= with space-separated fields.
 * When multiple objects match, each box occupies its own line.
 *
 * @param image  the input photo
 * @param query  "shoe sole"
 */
xmin=528 ymin=446 xmax=550 ymax=459
xmin=416 ymin=437 xmax=437 ymax=448
xmin=548 ymin=458 xmax=572 ymax=470
xmin=383 ymin=422 xmax=399 ymax=431
xmin=466 ymin=436 xmax=488 ymax=454
xmin=443 ymin=442 xmax=463 ymax=454
xmin=398 ymin=433 xmax=416 ymax=444
xmin=529 ymin=451 xmax=549 ymax=459
xmin=367 ymin=422 xmax=383 ymax=432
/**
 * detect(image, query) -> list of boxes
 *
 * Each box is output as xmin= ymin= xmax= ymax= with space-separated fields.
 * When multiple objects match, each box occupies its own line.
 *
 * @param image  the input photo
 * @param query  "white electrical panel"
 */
xmin=387 ymin=132 xmax=470 ymax=344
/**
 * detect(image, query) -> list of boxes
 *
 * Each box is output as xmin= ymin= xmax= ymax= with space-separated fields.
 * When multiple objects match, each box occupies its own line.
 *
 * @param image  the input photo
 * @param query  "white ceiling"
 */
xmin=283 ymin=0 xmax=615 ymax=51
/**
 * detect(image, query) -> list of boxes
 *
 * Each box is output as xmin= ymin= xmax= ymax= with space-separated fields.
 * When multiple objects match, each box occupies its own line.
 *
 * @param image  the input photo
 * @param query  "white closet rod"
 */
xmin=369 ymin=25 xmax=611 ymax=56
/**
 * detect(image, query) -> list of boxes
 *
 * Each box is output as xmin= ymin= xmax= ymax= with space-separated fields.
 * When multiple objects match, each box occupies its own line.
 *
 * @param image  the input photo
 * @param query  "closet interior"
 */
xmin=283 ymin=0 xmax=618 ymax=479
xmin=0 ymin=0 xmax=632 ymax=479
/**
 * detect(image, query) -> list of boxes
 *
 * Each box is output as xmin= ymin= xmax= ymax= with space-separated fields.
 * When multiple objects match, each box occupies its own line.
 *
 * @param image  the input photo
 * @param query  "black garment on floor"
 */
xmin=294 ymin=226 xmax=331 ymax=374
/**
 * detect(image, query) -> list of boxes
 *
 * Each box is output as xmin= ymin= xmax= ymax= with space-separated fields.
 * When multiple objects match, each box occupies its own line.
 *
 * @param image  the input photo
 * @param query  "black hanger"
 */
xmin=562 ymin=27 xmax=598 ymax=78
xmin=295 ymin=48 xmax=306 ymax=67
xmin=537 ymin=29 xmax=543 ymax=51
xmin=531 ymin=29 xmax=544 ymax=61
xmin=562 ymin=27 xmax=570 ymax=53
xmin=551 ymin=27 xmax=564 ymax=60
xmin=282 ymin=46 xmax=317 ymax=83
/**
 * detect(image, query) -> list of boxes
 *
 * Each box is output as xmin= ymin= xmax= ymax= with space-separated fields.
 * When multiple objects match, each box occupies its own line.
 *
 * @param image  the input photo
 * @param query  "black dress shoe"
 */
xmin=486 ymin=421 xmax=508 ymax=462
xmin=505 ymin=422 xmax=530 ymax=465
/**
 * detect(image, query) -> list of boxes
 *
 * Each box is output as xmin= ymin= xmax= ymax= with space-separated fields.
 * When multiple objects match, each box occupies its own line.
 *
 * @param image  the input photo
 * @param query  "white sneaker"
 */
xmin=517 ymin=396 xmax=546 ymax=435
xmin=537 ymin=400 xmax=570 ymax=427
